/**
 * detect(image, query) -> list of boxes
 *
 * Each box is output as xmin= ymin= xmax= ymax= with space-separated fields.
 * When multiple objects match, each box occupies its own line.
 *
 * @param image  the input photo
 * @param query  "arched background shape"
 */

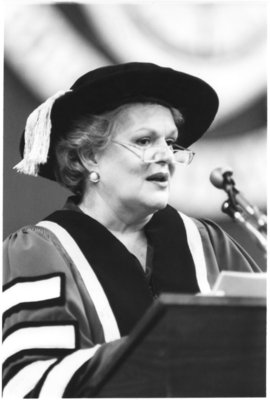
xmin=3 ymin=2 xmax=267 ymax=268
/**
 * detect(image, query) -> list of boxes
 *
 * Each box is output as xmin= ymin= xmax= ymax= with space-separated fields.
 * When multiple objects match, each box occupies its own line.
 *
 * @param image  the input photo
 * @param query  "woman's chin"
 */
xmin=142 ymin=196 xmax=169 ymax=213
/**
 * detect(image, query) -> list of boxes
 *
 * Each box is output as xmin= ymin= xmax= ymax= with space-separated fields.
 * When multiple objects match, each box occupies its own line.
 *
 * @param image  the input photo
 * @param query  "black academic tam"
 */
xmin=20 ymin=62 xmax=219 ymax=181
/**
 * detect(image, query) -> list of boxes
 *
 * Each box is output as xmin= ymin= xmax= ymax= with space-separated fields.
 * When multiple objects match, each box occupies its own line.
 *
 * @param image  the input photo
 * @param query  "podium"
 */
xmin=93 ymin=294 xmax=266 ymax=397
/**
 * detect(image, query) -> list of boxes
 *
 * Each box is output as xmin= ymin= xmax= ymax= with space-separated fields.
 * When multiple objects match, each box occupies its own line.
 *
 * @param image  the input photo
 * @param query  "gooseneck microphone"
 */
xmin=210 ymin=167 xmax=258 ymax=217
xmin=209 ymin=167 xmax=267 ymax=254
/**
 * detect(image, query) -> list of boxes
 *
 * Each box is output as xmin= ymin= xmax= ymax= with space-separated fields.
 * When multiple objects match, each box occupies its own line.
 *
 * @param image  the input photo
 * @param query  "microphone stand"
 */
xmin=220 ymin=172 xmax=267 ymax=255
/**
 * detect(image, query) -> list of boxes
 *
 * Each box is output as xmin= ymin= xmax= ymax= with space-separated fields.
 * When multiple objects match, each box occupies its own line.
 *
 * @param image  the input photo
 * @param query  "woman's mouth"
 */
xmin=146 ymin=172 xmax=170 ymax=187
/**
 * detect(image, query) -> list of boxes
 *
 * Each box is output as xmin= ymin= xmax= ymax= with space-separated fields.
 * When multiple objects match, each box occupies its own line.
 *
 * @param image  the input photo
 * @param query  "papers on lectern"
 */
xmin=212 ymin=271 xmax=267 ymax=298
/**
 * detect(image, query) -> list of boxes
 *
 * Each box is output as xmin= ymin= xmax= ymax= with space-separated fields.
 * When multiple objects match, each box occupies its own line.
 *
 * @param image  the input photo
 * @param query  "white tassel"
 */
xmin=13 ymin=90 xmax=71 ymax=176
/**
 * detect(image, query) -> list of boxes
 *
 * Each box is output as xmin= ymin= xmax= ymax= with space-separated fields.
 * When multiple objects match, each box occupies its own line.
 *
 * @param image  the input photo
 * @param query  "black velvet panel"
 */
xmin=145 ymin=206 xmax=200 ymax=294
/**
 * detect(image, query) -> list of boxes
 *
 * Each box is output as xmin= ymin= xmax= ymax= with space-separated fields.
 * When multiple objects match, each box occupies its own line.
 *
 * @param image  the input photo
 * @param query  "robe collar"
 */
xmin=44 ymin=198 xmax=199 ymax=335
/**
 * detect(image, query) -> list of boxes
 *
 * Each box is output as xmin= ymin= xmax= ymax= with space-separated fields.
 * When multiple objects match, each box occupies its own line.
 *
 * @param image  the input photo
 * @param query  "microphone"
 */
xmin=209 ymin=167 xmax=233 ymax=190
xmin=210 ymin=167 xmax=267 ymax=228
xmin=210 ymin=167 xmax=267 ymax=254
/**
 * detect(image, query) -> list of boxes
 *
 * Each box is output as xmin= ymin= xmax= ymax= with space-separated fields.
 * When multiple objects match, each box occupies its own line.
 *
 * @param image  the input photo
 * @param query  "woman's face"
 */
xmin=94 ymin=104 xmax=179 ymax=218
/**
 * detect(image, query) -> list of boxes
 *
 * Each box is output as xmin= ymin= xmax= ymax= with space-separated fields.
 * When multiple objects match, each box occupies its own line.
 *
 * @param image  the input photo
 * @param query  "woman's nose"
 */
xmin=154 ymin=146 xmax=175 ymax=164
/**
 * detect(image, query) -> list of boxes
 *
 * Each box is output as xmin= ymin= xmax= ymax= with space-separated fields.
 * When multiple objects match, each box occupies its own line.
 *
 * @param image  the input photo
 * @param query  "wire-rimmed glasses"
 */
xmin=112 ymin=140 xmax=195 ymax=165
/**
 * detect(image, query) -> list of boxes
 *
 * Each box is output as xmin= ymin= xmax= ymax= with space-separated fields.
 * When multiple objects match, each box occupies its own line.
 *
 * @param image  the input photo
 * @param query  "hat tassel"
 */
xmin=13 ymin=90 xmax=70 ymax=176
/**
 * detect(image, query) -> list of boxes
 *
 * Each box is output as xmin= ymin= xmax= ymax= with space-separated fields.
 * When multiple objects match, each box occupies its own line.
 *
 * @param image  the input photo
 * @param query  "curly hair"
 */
xmin=54 ymin=103 xmax=184 ymax=195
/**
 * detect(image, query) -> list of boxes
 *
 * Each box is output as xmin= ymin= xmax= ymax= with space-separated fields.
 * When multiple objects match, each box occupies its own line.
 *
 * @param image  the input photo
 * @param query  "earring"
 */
xmin=89 ymin=171 xmax=100 ymax=183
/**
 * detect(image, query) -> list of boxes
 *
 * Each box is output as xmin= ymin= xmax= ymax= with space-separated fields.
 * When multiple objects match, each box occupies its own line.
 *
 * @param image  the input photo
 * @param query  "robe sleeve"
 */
xmin=193 ymin=218 xmax=262 ymax=287
xmin=2 ymin=226 xmax=126 ymax=398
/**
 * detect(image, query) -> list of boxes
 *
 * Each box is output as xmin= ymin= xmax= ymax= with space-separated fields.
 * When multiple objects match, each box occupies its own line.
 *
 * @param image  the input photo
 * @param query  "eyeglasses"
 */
xmin=112 ymin=140 xmax=195 ymax=166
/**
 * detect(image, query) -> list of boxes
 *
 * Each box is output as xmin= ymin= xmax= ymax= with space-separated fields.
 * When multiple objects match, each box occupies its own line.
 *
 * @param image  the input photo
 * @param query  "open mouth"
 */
xmin=146 ymin=172 xmax=169 ymax=182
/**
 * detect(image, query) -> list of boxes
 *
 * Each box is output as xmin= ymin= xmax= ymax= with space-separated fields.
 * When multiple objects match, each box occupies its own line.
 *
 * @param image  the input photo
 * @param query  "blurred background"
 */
xmin=4 ymin=2 xmax=267 ymax=269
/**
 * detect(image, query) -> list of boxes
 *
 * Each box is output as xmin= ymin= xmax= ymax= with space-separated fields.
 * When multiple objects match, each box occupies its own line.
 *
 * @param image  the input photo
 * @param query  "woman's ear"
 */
xmin=81 ymin=157 xmax=98 ymax=173
xmin=79 ymin=150 xmax=98 ymax=173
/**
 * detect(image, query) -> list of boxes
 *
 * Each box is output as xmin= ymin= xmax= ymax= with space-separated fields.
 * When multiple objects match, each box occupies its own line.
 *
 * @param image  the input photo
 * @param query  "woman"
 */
xmin=2 ymin=63 xmax=260 ymax=398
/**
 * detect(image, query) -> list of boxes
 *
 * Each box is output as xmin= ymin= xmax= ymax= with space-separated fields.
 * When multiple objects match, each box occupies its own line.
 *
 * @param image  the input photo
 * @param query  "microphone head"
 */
xmin=210 ymin=167 xmax=233 ymax=189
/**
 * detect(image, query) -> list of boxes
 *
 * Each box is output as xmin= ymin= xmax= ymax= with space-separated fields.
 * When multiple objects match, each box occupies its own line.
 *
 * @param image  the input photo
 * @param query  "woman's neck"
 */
xmin=79 ymin=192 xmax=151 ymax=270
xmin=79 ymin=191 xmax=152 ymax=235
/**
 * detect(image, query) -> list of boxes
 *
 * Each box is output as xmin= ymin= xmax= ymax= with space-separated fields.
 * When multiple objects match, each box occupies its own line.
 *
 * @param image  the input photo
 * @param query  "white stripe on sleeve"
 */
xmin=39 ymin=346 xmax=101 ymax=397
xmin=3 ymin=325 xmax=76 ymax=363
xmin=3 ymin=358 xmax=57 ymax=398
xmin=179 ymin=212 xmax=211 ymax=293
xmin=3 ymin=275 xmax=62 ymax=314
xmin=37 ymin=220 xmax=120 ymax=342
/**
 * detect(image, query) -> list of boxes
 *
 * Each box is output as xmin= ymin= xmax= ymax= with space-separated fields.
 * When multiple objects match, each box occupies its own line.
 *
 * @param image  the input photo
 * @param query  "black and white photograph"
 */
xmin=2 ymin=1 xmax=267 ymax=398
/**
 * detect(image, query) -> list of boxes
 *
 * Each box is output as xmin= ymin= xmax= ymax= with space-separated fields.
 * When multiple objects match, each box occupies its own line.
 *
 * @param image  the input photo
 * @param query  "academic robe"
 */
xmin=2 ymin=200 xmax=260 ymax=398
